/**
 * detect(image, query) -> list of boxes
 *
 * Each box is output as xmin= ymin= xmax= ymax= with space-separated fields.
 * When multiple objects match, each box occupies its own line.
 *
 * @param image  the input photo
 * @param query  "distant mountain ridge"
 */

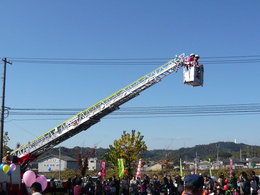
xmin=38 ymin=142 xmax=260 ymax=162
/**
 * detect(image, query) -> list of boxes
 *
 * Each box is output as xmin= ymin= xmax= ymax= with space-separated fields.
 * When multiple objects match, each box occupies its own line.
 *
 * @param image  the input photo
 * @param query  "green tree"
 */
xmin=106 ymin=130 xmax=147 ymax=175
xmin=218 ymin=151 xmax=232 ymax=159
xmin=3 ymin=131 xmax=10 ymax=155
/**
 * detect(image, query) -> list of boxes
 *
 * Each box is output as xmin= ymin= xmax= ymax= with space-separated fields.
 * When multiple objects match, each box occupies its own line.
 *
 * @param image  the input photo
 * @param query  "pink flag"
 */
xmin=248 ymin=159 xmax=252 ymax=169
xmin=101 ymin=161 xmax=106 ymax=179
xmin=229 ymin=158 xmax=233 ymax=177
xmin=136 ymin=159 xmax=142 ymax=179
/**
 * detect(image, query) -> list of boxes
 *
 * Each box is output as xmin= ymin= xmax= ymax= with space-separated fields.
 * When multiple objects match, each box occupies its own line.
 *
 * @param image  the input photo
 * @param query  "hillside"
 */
xmin=37 ymin=142 xmax=260 ymax=162
xmin=143 ymin=142 xmax=260 ymax=162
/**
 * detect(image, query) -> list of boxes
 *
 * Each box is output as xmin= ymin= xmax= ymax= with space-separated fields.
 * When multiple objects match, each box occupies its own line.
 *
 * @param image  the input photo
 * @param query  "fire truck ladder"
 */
xmin=11 ymin=54 xmax=186 ymax=164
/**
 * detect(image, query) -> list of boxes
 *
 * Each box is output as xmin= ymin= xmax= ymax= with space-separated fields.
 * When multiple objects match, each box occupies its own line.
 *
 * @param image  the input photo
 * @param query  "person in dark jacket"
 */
xmin=152 ymin=175 xmax=161 ymax=195
xmin=239 ymin=172 xmax=250 ymax=195
xmin=250 ymin=171 xmax=259 ymax=195
xmin=230 ymin=173 xmax=237 ymax=191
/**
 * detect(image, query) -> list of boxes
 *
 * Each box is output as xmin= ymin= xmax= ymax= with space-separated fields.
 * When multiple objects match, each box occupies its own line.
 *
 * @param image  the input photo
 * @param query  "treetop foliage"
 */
xmin=105 ymin=130 xmax=147 ymax=173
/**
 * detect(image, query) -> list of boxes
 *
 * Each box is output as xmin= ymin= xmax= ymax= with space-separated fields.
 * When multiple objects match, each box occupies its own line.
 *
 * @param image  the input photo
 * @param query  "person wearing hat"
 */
xmin=185 ymin=53 xmax=196 ymax=69
xmin=184 ymin=53 xmax=196 ymax=85
xmin=182 ymin=174 xmax=204 ymax=195
xmin=194 ymin=55 xmax=203 ymax=66
xmin=194 ymin=55 xmax=203 ymax=80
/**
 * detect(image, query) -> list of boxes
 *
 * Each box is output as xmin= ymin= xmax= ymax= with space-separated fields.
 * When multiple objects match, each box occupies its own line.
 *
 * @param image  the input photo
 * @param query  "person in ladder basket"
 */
xmin=194 ymin=55 xmax=203 ymax=66
xmin=194 ymin=55 xmax=203 ymax=80
xmin=186 ymin=53 xmax=195 ymax=69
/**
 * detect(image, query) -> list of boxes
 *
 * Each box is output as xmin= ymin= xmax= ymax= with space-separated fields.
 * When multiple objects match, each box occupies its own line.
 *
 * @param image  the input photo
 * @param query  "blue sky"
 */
xmin=1 ymin=1 xmax=260 ymax=151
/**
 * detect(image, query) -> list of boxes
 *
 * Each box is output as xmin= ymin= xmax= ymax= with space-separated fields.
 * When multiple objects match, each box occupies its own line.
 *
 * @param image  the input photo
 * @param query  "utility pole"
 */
xmin=59 ymin=146 xmax=61 ymax=180
xmin=194 ymin=151 xmax=198 ymax=174
xmin=0 ymin=58 xmax=12 ymax=163
xmin=216 ymin=143 xmax=220 ymax=163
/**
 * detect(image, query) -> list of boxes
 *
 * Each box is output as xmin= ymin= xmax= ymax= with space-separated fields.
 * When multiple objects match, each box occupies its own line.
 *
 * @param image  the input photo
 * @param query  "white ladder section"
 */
xmin=11 ymin=54 xmax=186 ymax=159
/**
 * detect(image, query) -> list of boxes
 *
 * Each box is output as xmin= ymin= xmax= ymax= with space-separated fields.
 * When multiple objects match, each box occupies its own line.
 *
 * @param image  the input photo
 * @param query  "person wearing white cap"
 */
xmin=194 ymin=55 xmax=203 ymax=66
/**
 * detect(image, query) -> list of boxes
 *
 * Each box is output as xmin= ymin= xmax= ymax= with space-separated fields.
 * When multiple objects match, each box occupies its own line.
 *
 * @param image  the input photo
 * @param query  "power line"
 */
xmin=8 ymin=103 xmax=260 ymax=111
xmin=7 ymin=54 xmax=260 ymax=60
xmin=6 ymin=103 xmax=260 ymax=120
xmin=5 ymin=54 xmax=260 ymax=66
xmin=6 ymin=112 xmax=260 ymax=122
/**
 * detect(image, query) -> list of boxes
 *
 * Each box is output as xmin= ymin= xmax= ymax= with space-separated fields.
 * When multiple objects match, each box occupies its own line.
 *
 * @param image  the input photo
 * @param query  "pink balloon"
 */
xmin=10 ymin=163 xmax=16 ymax=172
xmin=36 ymin=175 xmax=48 ymax=191
xmin=98 ymin=172 xmax=102 ymax=176
xmin=23 ymin=170 xmax=36 ymax=187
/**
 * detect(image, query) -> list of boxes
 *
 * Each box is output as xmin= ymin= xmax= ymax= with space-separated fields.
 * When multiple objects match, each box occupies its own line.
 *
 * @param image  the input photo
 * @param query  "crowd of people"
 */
xmin=64 ymin=171 xmax=259 ymax=195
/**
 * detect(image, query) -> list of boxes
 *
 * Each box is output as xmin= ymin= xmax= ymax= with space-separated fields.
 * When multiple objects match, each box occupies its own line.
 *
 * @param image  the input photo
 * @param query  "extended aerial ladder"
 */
xmin=11 ymin=53 xmax=203 ymax=169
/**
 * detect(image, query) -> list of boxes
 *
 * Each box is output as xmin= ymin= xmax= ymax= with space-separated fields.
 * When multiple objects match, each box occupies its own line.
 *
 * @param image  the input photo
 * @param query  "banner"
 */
xmin=136 ymin=159 xmax=142 ymax=179
xmin=180 ymin=158 xmax=183 ymax=177
xmin=248 ymin=159 xmax=252 ymax=169
xmin=209 ymin=158 xmax=212 ymax=177
xmin=229 ymin=158 xmax=233 ymax=177
xmin=118 ymin=159 xmax=124 ymax=179
xmin=194 ymin=157 xmax=199 ymax=174
xmin=101 ymin=161 xmax=106 ymax=179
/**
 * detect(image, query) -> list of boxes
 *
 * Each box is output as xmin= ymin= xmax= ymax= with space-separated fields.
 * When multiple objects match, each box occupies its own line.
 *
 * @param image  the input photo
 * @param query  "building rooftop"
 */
xmin=37 ymin=154 xmax=77 ymax=162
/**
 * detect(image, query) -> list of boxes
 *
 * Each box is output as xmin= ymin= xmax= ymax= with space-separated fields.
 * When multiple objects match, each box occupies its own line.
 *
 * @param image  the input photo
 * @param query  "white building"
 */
xmin=38 ymin=155 xmax=78 ymax=172
xmin=198 ymin=161 xmax=211 ymax=170
xmin=88 ymin=157 xmax=101 ymax=171
xmin=143 ymin=163 xmax=163 ymax=171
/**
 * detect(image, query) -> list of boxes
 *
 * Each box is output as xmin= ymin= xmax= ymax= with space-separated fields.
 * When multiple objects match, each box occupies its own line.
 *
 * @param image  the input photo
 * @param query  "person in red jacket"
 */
xmin=73 ymin=178 xmax=84 ymax=195
xmin=185 ymin=53 xmax=195 ymax=69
